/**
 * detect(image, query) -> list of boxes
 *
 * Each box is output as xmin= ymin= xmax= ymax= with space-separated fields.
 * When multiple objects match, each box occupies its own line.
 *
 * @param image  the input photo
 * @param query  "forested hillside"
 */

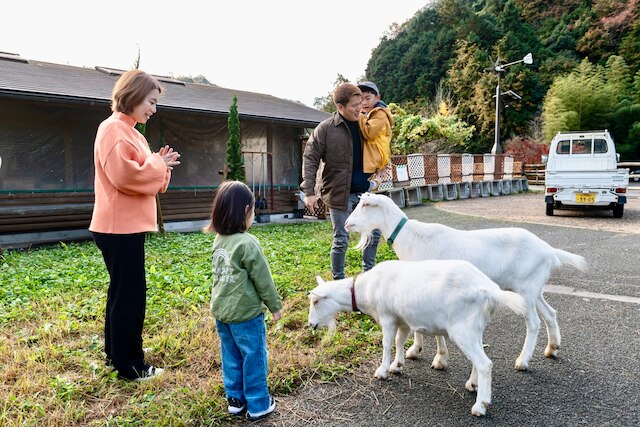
xmin=361 ymin=0 xmax=640 ymax=159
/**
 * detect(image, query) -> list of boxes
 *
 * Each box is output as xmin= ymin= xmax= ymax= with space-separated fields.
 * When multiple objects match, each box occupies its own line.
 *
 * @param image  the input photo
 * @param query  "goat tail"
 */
xmin=495 ymin=291 xmax=527 ymax=317
xmin=555 ymin=249 xmax=588 ymax=272
xmin=354 ymin=232 xmax=373 ymax=251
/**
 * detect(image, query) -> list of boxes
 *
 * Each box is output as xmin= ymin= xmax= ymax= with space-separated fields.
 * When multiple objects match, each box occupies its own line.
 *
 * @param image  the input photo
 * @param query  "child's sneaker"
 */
xmin=246 ymin=396 xmax=276 ymax=421
xmin=227 ymin=397 xmax=246 ymax=415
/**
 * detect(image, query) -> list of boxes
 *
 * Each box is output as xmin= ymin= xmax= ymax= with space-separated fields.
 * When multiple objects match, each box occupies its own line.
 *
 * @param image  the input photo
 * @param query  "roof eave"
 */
xmin=0 ymin=89 xmax=323 ymax=126
xmin=0 ymin=89 xmax=110 ymax=106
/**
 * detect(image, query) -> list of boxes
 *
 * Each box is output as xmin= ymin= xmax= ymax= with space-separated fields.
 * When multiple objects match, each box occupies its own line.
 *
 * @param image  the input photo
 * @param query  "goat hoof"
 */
xmin=431 ymin=357 xmax=448 ymax=370
xmin=389 ymin=365 xmax=403 ymax=374
xmin=374 ymin=368 xmax=388 ymax=380
xmin=545 ymin=344 xmax=560 ymax=358
xmin=471 ymin=402 xmax=487 ymax=417
xmin=465 ymin=380 xmax=477 ymax=392
xmin=405 ymin=346 xmax=422 ymax=360
xmin=514 ymin=361 xmax=528 ymax=371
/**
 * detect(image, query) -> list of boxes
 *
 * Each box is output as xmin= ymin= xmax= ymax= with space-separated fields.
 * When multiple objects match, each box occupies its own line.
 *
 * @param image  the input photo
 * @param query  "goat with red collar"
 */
xmin=307 ymin=259 xmax=526 ymax=417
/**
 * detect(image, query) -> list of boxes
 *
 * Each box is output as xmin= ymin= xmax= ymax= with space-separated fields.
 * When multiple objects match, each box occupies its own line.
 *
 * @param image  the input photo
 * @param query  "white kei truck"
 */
xmin=542 ymin=130 xmax=629 ymax=218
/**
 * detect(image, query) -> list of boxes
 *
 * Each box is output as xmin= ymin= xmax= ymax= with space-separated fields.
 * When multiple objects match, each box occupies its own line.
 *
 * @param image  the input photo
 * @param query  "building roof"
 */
xmin=0 ymin=53 xmax=329 ymax=127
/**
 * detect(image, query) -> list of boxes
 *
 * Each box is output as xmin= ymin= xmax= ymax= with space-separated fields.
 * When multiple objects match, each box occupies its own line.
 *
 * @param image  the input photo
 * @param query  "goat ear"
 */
xmin=316 ymin=276 xmax=325 ymax=286
xmin=310 ymin=290 xmax=326 ymax=301
xmin=359 ymin=193 xmax=372 ymax=207
xmin=364 ymin=194 xmax=382 ymax=207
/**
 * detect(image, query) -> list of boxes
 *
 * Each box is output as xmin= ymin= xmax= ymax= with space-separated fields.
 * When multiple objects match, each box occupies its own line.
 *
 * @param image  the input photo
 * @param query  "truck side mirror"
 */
xmin=616 ymin=153 xmax=620 ymax=162
xmin=541 ymin=155 xmax=548 ymax=164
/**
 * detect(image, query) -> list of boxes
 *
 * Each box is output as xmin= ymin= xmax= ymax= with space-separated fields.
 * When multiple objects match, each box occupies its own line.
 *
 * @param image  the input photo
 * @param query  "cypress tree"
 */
xmin=226 ymin=96 xmax=245 ymax=181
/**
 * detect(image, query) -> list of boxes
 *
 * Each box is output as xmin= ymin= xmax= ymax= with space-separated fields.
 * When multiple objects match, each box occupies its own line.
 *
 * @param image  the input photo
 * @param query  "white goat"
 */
xmin=344 ymin=192 xmax=587 ymax=371
xmin=308 ymin=259 xmax=526 ymax=416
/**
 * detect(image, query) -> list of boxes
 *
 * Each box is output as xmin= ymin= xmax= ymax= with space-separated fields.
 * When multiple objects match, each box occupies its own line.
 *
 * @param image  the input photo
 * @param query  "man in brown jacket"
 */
xmin=301 ymin=83 xmax=381 ymax=279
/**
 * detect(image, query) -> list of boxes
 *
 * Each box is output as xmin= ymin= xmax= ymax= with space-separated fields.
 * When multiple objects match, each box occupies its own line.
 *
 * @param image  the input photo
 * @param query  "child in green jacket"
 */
xmin=204 ymin=180 xmax=283 ymax=421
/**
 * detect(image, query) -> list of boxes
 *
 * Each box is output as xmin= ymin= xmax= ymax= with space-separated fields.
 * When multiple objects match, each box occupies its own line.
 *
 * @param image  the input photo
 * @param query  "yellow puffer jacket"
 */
xmin=358 ymin=105 xmax=394 ymax=173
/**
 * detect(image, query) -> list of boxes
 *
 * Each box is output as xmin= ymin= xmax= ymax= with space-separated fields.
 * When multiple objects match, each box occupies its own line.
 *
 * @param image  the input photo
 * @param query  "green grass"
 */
xmin=0 ymin=221 xmax=397 ymax=426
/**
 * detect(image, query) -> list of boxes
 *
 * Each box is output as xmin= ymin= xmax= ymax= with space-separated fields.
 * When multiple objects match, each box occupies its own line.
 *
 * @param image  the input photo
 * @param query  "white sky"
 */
xmin=2 ymin=0 xmax=429 ymax=108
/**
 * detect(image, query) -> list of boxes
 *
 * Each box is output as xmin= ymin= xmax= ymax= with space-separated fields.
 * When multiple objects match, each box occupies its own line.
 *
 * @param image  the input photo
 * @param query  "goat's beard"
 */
xmin=354 ymin=232 xmax=374 ymax=251
xmin=326 ymin=319 xmax=337 ymax=334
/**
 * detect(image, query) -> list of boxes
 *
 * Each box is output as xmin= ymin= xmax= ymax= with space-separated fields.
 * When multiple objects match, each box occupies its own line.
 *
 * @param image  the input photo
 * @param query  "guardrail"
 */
xmin=369 ymin=153 xmax=529 ymax=208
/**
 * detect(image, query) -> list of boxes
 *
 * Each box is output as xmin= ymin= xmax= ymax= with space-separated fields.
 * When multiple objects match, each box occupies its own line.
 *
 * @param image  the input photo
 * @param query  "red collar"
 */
xmin=351 ymin=274 xmax=360 ymax=313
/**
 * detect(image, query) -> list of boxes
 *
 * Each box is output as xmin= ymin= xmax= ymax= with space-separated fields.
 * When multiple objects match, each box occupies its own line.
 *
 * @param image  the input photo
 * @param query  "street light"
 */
xmin=490 ymin=52 xmax=533 ymax=155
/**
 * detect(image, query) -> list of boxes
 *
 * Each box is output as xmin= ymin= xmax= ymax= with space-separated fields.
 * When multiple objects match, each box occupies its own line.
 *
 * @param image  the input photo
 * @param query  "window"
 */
xmin=571 ymin=139 xmax=591 ymax=154
xmin=556 ymin=140 xmax=570 ymax=154
xmin=593 ymin=139 xmax=608 ymax=153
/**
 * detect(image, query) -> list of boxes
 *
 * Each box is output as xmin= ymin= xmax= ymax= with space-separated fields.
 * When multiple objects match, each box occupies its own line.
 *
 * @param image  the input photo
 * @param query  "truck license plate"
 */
xmin=575 ymin=193 xmax=595 ymax=203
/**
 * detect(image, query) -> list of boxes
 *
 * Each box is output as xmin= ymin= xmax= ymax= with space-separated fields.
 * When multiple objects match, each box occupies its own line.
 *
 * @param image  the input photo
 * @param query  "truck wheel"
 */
xmin=546 ymin=203 xmax=554 ymax=216
xmin=613 ymin=203 xmax=624 ymax=218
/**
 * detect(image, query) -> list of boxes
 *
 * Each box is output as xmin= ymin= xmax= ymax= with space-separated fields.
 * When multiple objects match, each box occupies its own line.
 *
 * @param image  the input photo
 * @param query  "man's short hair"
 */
xmin=332 ymin=83 xmax=362 ymax=107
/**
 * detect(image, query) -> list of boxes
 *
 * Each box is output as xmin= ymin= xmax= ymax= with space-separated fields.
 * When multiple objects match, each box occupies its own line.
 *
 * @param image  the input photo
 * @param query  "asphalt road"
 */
xmin=258 ymin=194 xmax=640 ymax=427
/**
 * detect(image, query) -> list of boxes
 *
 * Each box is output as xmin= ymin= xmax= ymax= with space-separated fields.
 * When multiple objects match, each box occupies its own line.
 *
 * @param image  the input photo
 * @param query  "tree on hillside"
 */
xmin=360 ymin=0 xmax=639 ymax=154
xmin=604 ymin=55 xmax=633 ymax=104
xmin=619 ymin=18 xmax=640 ymax=73
xmin=493 ymin=0 xmax=546 ymax=137
xmin=542 ymin=59 xmax=613 ymax=140
xmin=609 ymin=62 xmax=640 ymax=159
xmin=175 ymin=74 xmax=216 ymax=85
xmin=514 ymin=0 xmax=583 ymax=22
xmin=576 ymin=0 xmax=638 ymax=64
xmin=633 ymin=70 xmax=640 ymax=104
xmin=313 ymin=74 xmax=350 ymax=113
xmin=438 ymin=0 xmax=500 ymax=50
xmin=542 ymin=56 xmax=640 ymax=158
xmin=366 ymin=7 xmax=455 ymax=103
xmin=226 ymin=96 xmax=245 ymax=181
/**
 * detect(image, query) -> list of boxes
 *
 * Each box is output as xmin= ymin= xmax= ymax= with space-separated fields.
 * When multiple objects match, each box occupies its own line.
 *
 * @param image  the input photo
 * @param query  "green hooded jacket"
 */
xmin=210 ymin=232 xmax=282 ymax=323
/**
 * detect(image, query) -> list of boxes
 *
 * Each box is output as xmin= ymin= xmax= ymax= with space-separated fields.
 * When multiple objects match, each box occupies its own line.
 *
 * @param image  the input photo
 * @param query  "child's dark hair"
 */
xmin=205 ymin=180 xmax=255 ymax=235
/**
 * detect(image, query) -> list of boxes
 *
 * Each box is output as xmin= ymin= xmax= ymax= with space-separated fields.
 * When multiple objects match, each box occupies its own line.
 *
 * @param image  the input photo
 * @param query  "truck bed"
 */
xmin=545 ymin=169 xmax=629 ymax=188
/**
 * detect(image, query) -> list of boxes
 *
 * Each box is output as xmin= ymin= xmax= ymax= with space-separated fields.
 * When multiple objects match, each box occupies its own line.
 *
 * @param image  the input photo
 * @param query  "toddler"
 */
xmin=204 ymin=180 xmax=283 ymax=421
xmin=358 ymin=81 xmax=394 ymax=192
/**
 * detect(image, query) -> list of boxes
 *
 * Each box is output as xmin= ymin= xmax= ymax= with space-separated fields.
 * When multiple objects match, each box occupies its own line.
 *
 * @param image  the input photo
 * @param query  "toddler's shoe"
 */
xmin=246 ymin=396 xmax=276 ymax=421
xmin=227 ymin=397 xmax=246 ymax=415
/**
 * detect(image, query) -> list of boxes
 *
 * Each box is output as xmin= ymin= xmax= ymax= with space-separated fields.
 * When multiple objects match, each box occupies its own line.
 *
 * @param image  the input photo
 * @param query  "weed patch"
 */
xmin=0 ymin=221 xmax=396 ymax=425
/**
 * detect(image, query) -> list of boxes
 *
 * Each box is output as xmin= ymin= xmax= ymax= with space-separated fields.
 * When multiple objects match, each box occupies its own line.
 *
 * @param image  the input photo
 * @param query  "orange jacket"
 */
xmin=89 ymin=112 xmax=171 ymax=234
xmin=358 ymin=105 xmax=394 ymax=173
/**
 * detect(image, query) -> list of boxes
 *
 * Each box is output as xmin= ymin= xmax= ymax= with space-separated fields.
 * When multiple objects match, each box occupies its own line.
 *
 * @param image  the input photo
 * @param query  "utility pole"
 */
xmin=489 ymin=53 xmax=533 ymax=154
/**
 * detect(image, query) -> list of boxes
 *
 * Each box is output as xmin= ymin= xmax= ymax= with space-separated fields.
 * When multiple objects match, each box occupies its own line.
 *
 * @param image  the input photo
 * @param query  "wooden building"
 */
xmin=0 ymin=52 xmax=329 ymax=248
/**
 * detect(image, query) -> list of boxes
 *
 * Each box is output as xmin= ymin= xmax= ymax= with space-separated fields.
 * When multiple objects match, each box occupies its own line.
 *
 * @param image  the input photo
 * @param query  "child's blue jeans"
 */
xmin=216 ymin=313 xmax=271 ymax=414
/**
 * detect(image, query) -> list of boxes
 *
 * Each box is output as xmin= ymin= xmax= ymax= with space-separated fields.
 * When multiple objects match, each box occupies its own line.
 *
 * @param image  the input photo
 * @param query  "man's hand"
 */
xmin=304 ymin=195 xmax=319 ymax=213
